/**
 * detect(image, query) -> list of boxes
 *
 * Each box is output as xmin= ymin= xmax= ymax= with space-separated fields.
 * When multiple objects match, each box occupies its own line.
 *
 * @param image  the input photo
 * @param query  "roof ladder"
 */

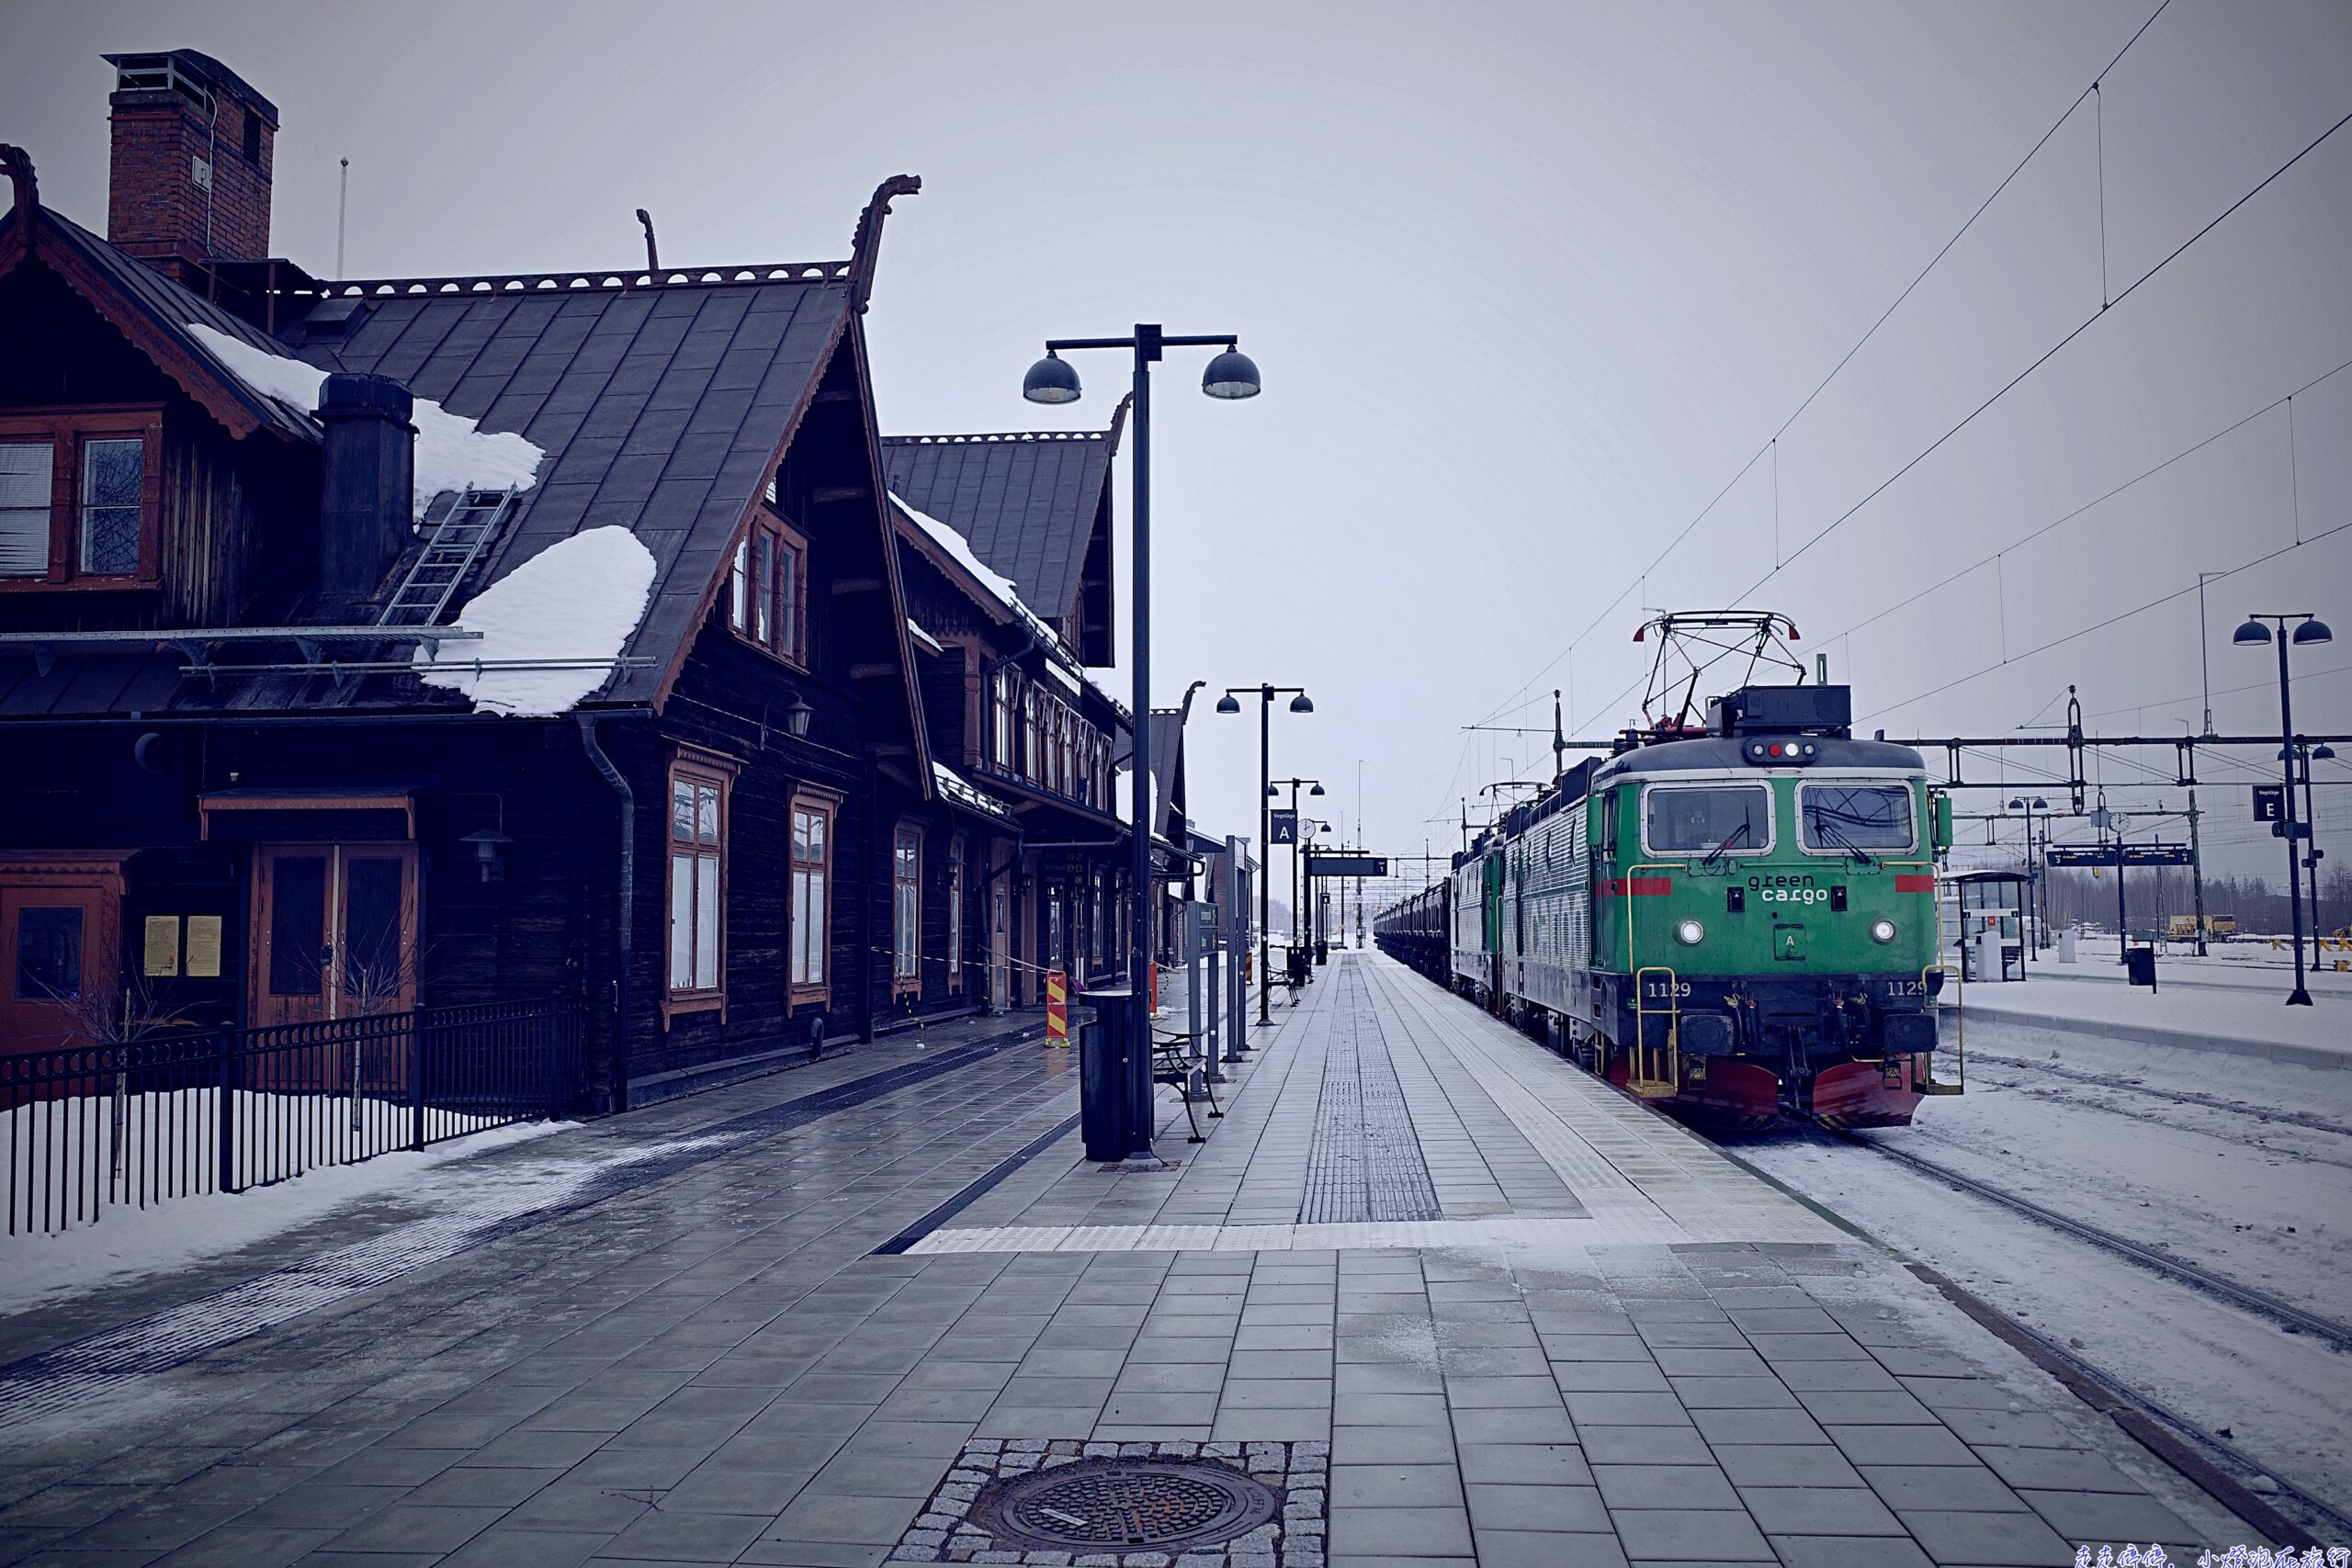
xmin=377 ymin=488 xmax=519 ymax=628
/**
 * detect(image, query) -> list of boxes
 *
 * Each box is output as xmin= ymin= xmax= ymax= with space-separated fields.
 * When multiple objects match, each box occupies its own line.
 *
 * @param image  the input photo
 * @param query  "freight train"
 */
xmin=1378 ymin=622 xmax=1959 ymax=1128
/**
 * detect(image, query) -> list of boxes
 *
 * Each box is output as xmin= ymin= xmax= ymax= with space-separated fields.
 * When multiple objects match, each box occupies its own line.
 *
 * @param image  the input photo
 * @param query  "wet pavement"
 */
xmin=0 ymin=956 xmax=2264 ymax=1566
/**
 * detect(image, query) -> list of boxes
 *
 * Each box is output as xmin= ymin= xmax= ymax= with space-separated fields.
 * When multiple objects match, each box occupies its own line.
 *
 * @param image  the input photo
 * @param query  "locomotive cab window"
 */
xmin=1800 ymin=784 xmax=1915 ymax=852
xmin=1644 ymin=784 xmax=1771 ymax=856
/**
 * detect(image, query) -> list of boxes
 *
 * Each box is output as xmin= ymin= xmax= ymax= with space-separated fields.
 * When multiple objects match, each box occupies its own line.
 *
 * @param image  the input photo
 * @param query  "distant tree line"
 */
xmin=2034 ymin=864 xmax=2352 ymax=939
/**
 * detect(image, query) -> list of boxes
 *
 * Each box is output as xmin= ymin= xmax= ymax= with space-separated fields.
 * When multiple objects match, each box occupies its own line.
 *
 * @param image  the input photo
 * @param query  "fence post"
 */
xmin=215 ymin=1029 xmax=237 ymax=1194
xmin=410 ymin=1010 xmax=427 ymax=1152
xmin=548 ymin=1009 xmax=566 ymax=1122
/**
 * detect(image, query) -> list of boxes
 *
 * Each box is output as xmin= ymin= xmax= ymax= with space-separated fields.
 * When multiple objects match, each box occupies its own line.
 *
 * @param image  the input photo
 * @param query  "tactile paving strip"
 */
xmin=1300 ymin=965 xmax=1441 ymax=1224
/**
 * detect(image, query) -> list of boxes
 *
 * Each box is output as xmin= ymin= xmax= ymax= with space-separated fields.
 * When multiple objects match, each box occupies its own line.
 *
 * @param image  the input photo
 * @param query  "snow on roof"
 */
xmin=413 ymin=526 xmax=655 ymax=716
xmin=933 ymin=761 xmax=1012 ymax=819
xmin=188 ymin=323 xmax=545 ymax=521
xmin=906 ymin=617 xmax=944 ymax=656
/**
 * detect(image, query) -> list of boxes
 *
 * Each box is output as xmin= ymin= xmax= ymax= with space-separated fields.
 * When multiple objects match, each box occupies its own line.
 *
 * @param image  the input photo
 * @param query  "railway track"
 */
xmin=1964 ymin=1048 xmax=2352 ymax=1144
xmin=1815 ymin=1125 xmax=2352 ymax=1349
xmin=1797 ymin=1123 xmax=2352 ymax=1543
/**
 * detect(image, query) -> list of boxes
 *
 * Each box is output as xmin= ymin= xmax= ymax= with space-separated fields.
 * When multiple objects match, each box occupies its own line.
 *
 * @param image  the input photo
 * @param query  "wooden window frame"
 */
xmin=989 ymin=668 xmax=1014 ymax=774
xmin=944 ymin=834 xmax=967 ymax=994
xmin=725 ymin=508 xmax=808 ymax=668
xmin=787 ymin=784 xmax=841 ymax=1008
xmin=0 ymin=407 xmax=164 ymax=592
xmin=663 ymin=748 xmax=738 ymax=1021
xmin=891 ymin=819 xmax=923 ymax=996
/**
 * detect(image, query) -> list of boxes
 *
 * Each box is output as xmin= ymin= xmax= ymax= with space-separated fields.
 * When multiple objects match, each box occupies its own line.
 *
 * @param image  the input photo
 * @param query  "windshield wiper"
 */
xmin=1812 ymin=814 xmax=1874 ymax=865
xmin=1700 ymin=819 xmax=1754 ymax=867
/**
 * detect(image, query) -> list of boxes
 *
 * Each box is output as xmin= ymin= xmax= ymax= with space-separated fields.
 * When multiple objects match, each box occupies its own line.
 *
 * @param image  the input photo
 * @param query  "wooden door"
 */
xmin=989 ymin=883 xmax=1010 ymax=1012
xmin=250 ymin=844 xmax=417 ymax=1028
xmin=1 ymin=880 xmax=116 ymax=1055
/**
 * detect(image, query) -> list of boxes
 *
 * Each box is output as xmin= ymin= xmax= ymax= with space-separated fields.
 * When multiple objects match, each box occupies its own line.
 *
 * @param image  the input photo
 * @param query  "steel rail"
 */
xmin=1818 ymin=1126 xmax=2352 ymax=1348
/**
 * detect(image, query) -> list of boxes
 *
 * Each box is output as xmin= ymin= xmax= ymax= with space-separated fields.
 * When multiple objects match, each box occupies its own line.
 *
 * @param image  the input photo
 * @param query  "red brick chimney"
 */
xmin=102 ymin=51 xmax=277 ymax=285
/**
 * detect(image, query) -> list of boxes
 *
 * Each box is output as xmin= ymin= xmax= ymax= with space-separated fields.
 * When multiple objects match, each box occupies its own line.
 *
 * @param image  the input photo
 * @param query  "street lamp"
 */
xmin=1027 ymin=326 xmax=1261 ymax=1130
xmin=2008 ymin=796 xmax=2050 ymax=957
xmin=1222 ymin=686 xmax=1313 ymax=1023
xmin=2234 ymin=612 xmax=2333 ymax=1004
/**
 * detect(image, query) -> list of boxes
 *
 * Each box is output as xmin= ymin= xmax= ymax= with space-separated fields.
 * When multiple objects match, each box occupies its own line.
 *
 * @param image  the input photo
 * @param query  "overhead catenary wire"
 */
xmin=1458 ymin=0 xmax=2177 ymax=737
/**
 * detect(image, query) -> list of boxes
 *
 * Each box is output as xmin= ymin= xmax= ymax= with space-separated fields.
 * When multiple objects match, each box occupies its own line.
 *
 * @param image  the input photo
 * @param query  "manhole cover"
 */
xmin=967 ymin=1456 xmax=1283 ymax=1551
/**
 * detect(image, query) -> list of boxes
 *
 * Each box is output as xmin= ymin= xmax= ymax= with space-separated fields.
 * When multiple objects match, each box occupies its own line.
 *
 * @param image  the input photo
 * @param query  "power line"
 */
xmin=1462 ymin=0 xmax=2177 ymax=733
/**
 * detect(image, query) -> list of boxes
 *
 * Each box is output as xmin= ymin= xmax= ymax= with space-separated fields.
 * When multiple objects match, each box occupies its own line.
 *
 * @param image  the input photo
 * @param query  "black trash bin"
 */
xmin=2125 ymin=944 xmax=2157 ymax=990
xmin=1080 ymin=987 xmax=1134 ymax=1162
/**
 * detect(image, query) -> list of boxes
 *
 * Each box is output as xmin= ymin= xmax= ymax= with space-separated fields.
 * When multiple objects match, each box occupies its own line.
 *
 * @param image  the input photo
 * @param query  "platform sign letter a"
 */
xmin=1270 ymin=809 xmax=1299 ymax=845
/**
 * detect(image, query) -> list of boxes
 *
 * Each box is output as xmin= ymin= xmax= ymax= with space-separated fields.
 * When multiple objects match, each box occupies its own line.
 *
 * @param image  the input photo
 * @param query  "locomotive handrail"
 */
xmin=1631 ymin=964 xmax=1682 ymax=1098
xmin=1917 ymin=959 xmax=1964 ymax=1094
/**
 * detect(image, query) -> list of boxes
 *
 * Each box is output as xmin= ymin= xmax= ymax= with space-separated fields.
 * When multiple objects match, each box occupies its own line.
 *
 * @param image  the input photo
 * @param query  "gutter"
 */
xmin=574 ymin=713 xmax=634 ymax=1113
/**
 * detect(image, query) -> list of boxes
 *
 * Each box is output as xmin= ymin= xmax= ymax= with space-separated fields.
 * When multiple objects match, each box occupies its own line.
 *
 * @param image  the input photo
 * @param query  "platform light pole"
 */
xmin=2292 ymin=738 xmax=2335 ymax=971
xmin=1026 ymin=328 xmax=1261 ymax=1115
xmin=2233 ymin=612 xmax=2333 ymax=1005
xmin=2007 ymin=796 xmax=2049 ymax=959
xmin=1218 ymin=685 xmax=1312 ymax=1022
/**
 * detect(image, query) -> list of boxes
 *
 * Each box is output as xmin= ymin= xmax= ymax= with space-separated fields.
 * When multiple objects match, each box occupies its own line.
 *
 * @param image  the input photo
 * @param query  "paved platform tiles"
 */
xmin=0 ymin=957 xmax=2266 ymax=1566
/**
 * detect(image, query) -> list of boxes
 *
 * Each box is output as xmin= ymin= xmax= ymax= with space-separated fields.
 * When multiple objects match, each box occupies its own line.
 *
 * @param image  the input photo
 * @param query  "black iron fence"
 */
xmin=2 ymin=998 xmax=577 ymax=1235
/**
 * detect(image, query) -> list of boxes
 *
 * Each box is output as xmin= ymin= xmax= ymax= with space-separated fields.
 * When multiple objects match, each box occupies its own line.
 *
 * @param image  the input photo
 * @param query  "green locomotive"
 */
xmin=1380 ymin=616 xmax=1960 ymax=1127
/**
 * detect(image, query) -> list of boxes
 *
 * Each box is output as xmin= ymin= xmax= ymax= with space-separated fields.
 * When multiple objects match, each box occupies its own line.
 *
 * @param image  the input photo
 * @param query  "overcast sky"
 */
xmin=7 ymin=0 xmax=2348 ymax=882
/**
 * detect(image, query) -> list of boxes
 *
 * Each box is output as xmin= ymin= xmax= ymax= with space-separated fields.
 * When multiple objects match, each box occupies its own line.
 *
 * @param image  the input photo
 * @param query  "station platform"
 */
xmin=0 ymin=954 xmax=2267 ymax=1568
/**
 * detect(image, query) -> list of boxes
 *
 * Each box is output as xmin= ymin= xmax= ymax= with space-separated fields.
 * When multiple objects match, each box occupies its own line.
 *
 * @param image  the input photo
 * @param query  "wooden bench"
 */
xmin=1150 ymin=1030 xmax=1221 ymax=1144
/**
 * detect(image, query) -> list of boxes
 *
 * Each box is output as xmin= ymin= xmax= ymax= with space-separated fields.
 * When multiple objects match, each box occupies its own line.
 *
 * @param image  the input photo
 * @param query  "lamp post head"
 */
xmin=1289 ymin=693 xmax=1314 ymax=714
xmin=1267 ymin=784 xmax=1279 ymax=798
xmin=783 ymin=694 xmax=814 ymax=739
xmin=2008 ymin=798 xmax=2025 ymax=810
xmin=2033 ymin=797 xmax=2048 ymax=809
xmin=2292 ymin=617 xmax=2332 ymax=646
xmin=1023 ymin=351 xmax=1082 ymax=405
xmin=1310 ymin=783 xmax=1326 ymax=796
xmin=1216 ymin=693 xmax=1241 ymax=715
xmin=1201 ymin=347 xmax=1261 ymax=400
xmin=2233 ymin=617 xmax=2274 ymax=647
xmin=2316 ymin=743 xmax=2338 ymax=761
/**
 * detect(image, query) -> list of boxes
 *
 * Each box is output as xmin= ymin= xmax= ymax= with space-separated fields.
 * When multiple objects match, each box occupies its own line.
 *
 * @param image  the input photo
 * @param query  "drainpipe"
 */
xmin=575 ymin=714 xmax=633 ymax=1112
xmin=860 ymin=761 xmax=880 ymax=1043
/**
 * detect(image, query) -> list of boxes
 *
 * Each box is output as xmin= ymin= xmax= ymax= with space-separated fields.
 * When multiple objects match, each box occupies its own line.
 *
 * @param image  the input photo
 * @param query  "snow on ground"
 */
xmin=0 ymin=1117 xmax=571 ymax=1315
xmin=2048 ymin=933 xmax=2352 ymax=997
xmin=187 ymin=324 xmax=544 ymax=517
xmin=414 ymin=525 xmax=655 ymax=715
xmin=1734 ymin=1016 xmax=2352 ymax=1516
xmin=5 ymin=1086 xmax=548 ymax=1222
xmin=1961 ymin=964 xmax=2352 ymax=1059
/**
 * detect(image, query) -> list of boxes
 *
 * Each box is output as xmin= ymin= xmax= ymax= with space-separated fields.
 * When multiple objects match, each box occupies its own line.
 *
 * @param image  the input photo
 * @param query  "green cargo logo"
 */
xmin=1747 ymin=874 xmax=1834 ymax=907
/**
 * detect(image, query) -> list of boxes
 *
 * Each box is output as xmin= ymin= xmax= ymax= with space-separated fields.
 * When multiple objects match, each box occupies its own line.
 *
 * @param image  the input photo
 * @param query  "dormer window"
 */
xmin=0 ymin=411 xmax=162 ymax=586
xmin=727 ymin=511 xmax=807 ymax=665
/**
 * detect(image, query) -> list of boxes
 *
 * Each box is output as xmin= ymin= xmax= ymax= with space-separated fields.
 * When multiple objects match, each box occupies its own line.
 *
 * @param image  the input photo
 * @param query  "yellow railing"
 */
xmin=1630 ymin=964 xmax=1681 ymax=1097
xmin=1917 ymin=960 xmax=1963 ymax=1094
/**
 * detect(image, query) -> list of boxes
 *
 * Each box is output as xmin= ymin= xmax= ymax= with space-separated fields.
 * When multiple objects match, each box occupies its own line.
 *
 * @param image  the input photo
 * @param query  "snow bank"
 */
xmin=0 ymin=1117 xmax=569 ymax=1314
xmin=414 ymin=526 xmax=656 ymax=716
xmin=187 ymin=324 xmax=544 ymax=520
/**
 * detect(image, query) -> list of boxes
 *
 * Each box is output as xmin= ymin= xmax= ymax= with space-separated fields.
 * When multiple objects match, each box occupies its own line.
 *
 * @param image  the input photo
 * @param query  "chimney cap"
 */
xmin=319 ymin=372 xmax=413 ymax=423
xmin=103 ymin=50 xmax=279 ymax=126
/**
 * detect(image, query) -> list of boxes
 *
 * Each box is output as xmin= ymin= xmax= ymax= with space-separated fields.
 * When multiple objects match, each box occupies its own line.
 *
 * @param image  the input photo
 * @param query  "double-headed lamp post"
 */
xmin=2233 ymin=612 xmax=2334 ymax=1006
xmin=1217 ymin=685 xmax=1313 ymax=1022
xmin=2007 ymin=796 xmax=2049 ymax=957
xmin=1026 ymin=327 xmax=1261 ymax=1112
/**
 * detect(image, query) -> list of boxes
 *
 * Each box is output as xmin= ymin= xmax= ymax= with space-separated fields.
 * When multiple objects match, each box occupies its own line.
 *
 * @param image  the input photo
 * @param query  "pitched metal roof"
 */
xmin=880 ymin=430 xmax=1113 ymax=620
xmin=12 ymin=209 xmax=322 ymax=443
xmin=1 ymin=210 xmax=867 ymax=716
xmin=288 ymin=267 xmax=856 ymax=705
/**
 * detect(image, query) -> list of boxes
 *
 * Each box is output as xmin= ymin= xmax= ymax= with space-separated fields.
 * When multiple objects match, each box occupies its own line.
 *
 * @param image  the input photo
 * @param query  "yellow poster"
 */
xmin=185 ymin=916 xmax=224 ymax=978
xmin=142 ymin=916 xmax=180 ymax=976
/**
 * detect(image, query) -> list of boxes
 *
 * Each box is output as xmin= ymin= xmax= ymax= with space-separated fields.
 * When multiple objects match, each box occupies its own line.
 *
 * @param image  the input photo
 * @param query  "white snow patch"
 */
xmin=0 ymin=1117 xmax=570 ymax=1315
xmin=906 ymin=617 xmax=944 ymax=656
xmin=933 ymin=761 xmax=1011 ymax=819
xmin=414 ymin=525 xmax=656 ymax=716
xmin=187 ymin=323 xmax=544 ymax=520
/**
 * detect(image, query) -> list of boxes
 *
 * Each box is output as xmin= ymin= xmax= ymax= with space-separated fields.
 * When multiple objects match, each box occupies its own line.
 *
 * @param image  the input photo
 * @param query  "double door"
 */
xmin=250 ymin=844 xmax=418 ymax=1028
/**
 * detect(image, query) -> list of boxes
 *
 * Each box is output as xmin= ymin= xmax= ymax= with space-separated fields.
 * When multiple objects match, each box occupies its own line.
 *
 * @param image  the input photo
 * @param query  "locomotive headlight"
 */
xmin=1675 ymin=919 xmax=1705 ymax=946
xmin=1870 ymin=919 xmax=1898 ymax=944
